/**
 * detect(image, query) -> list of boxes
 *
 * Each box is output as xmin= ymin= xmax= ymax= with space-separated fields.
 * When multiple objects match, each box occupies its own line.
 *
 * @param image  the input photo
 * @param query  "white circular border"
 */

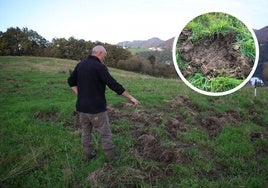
xmin=172 ymin=12 xmax=259 ymax=96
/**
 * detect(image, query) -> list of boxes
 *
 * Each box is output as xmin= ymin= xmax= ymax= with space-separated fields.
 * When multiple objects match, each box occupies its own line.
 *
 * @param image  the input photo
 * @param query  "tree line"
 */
xmin=0 ymin=27 xmax=177 ymax=78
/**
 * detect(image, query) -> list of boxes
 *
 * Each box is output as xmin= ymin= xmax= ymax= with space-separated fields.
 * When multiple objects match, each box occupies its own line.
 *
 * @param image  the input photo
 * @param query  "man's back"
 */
xmin=68 ymin=55 xmax=125 ymax=114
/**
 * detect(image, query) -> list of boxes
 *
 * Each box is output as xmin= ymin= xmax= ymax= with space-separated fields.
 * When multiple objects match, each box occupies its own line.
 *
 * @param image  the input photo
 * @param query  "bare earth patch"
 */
xmin=178 ymin=29 xmax=254 ymax=79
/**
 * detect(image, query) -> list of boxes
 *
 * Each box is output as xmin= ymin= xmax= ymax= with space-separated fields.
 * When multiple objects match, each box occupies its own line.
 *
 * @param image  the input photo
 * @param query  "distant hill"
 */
xmin=117 ymin=37 xmax=163 ymax=48
xmin=117 ymin=37 xmax=174 ymax=50
xmin=158 ymin=37 xmax=174 ymax=50
xmin=254 ymin=25 xmax=268 ymax=82
xmin=254 ymin=26 xmax=268 ymax=44
xmin=254 ymin=26 xmax=268 ymax=63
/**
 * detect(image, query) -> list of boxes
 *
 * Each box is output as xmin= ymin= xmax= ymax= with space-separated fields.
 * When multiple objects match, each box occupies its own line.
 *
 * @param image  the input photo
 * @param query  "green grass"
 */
xmin=127 ymin=47 xmax=151 ymax=55
xmin=1 ymin=56 xmax=268 ymax=187
xmin=188 ymin=73 xmax=243 ymax=92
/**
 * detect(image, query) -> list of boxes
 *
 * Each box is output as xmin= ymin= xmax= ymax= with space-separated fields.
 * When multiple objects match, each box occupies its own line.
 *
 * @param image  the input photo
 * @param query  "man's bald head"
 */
xmin=91 ymin=45 xmax=107 ymax=63
xmin=92 ymin=45 xmax=107 ymax=55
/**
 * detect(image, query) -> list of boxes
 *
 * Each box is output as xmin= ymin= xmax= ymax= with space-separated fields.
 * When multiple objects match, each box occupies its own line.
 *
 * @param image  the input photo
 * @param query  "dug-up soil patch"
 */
xmin=67 ymin=95 xmax=268 ymax=186
xmin=87 ymin=165 xmax=147 ymax=188
xmin=133 ymin=133 xmax=190 ymax=164
xmin=178 ymin=29 xmax=254 ymax=79
xmin=33 ymin=109 xmax=59 ymax=122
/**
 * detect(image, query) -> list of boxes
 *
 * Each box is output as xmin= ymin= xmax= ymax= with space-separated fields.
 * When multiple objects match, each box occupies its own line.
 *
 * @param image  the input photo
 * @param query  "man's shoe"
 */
xmin=83 ymin=151 xmax=97 ymax=162
xmin=104 ymin=149 xmax=120 ymax=163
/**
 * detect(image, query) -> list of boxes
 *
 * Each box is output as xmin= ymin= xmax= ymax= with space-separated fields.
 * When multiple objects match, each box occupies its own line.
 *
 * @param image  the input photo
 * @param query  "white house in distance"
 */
xmin=148 ymin=47 xmax=163 ymax=51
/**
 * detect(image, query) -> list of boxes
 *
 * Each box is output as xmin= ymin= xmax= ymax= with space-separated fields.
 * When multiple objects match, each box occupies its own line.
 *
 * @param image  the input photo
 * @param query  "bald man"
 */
xmin=68 ymin=45 xmax=140 ymax=162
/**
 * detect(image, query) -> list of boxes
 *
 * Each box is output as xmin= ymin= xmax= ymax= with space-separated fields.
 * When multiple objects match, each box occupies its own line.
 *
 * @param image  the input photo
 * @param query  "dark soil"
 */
xmin=178 ymin=29 xmax=254 ymax=79
xmin=33 ymin=109 xmax=59 ymax=122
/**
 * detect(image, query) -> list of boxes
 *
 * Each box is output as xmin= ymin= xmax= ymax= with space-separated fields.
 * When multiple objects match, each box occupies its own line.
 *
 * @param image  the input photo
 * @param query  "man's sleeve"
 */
xmin=100 ymin=65 xmax=125 ymax=95
xmin=67 ymin=64 xmax=79 ymax=87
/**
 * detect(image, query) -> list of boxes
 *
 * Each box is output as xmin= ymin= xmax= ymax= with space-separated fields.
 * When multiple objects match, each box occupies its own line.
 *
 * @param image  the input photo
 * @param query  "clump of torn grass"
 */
xmin=188 ymin=73 xmax=243 ymax=92
xmin=185 ymin=12 xmax=255 ymax=61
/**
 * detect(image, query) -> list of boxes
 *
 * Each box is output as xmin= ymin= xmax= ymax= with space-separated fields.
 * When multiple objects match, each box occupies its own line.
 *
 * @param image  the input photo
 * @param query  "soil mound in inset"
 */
xmin=178 ymin=28 xmax=254 ymax=79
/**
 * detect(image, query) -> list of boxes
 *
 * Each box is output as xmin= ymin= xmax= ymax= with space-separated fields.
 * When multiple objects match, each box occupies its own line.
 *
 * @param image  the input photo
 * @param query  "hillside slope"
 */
xmin=254 ymin=25 xmax=268 ymax=82
xmin=254 ymin=26 xmax=268 ymax=44
xmin=117 ymin=37 xmax=164 ymax=48
xmin=0 ymin=56 xmax=267 ymax=187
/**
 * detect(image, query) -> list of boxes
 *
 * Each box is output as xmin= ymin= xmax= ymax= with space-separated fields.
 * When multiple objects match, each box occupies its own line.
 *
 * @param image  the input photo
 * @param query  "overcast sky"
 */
xmin=0 ymin=0 xmax=267 ymax=44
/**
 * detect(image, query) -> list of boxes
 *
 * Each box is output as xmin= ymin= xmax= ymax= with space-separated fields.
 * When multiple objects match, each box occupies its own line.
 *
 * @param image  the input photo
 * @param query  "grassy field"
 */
xmin=127 ymin=47 xmax=151 ymax=55
xmin=0 ymin=56 xmax=268 ymax=187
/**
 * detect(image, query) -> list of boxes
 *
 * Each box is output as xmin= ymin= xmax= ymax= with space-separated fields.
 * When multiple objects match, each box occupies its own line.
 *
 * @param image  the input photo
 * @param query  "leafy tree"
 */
xmin=22 ymin=28 xmax=48 ymax=56
xmin=0 ymin=27 xmax=23 ymax=55
xmin=0 ymin=24 xmax=177 ymax=78
xmin=0 ymin=27 xmax=48 ymax=56
xmin=118 ymin=55 xmax=153 ymax=74
xmin=137 ymin=50 xmax=172 ymax=65
xmin=103 ymin=44 xmax=131 ymax=67
xmin=148 ymin=55 xmax=156 ymax=66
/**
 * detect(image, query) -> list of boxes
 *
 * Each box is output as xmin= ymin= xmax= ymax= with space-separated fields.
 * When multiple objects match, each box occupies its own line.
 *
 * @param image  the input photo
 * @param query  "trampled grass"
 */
xmin=0 ymin=56 xmax=267 ymax=187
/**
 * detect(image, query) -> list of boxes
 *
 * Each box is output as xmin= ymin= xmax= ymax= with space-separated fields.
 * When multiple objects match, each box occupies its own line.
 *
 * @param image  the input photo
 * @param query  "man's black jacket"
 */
xmin=68 ymin=55 xmax=125 ymax=114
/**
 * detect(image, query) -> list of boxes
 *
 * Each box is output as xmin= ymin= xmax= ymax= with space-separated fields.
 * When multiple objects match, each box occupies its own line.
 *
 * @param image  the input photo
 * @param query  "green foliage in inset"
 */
xmin=184 ymin=12 xmax=256 ymax=61
xmin=188 ymin=73 xmax=243 ymax=92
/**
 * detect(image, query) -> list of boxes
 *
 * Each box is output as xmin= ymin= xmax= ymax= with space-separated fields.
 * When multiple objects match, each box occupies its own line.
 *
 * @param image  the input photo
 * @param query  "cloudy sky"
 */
xmin=0 ymin=0 xmax=267 ymax=44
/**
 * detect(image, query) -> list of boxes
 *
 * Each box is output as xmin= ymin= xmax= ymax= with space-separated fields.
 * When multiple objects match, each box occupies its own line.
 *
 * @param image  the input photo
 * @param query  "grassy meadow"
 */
xmin=127 ymin=47 xmax=151 ymax=55
xmin=0 ymin=56 xmax=268 ymax=187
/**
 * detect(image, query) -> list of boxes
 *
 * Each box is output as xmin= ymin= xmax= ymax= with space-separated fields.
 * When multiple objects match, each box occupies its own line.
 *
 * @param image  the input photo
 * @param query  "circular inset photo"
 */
xmin=173 ymin=12 xmax=259 ymax=96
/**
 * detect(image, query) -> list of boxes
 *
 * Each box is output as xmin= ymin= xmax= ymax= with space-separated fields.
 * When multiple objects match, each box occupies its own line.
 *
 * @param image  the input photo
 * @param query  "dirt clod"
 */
xmin=166 ymin=118 xmax=188 ymax=138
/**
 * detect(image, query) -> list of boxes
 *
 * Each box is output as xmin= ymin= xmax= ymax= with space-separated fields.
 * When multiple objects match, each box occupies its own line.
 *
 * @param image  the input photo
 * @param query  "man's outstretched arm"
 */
xmin=121 ymin=91 xmax=140 ymax=106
